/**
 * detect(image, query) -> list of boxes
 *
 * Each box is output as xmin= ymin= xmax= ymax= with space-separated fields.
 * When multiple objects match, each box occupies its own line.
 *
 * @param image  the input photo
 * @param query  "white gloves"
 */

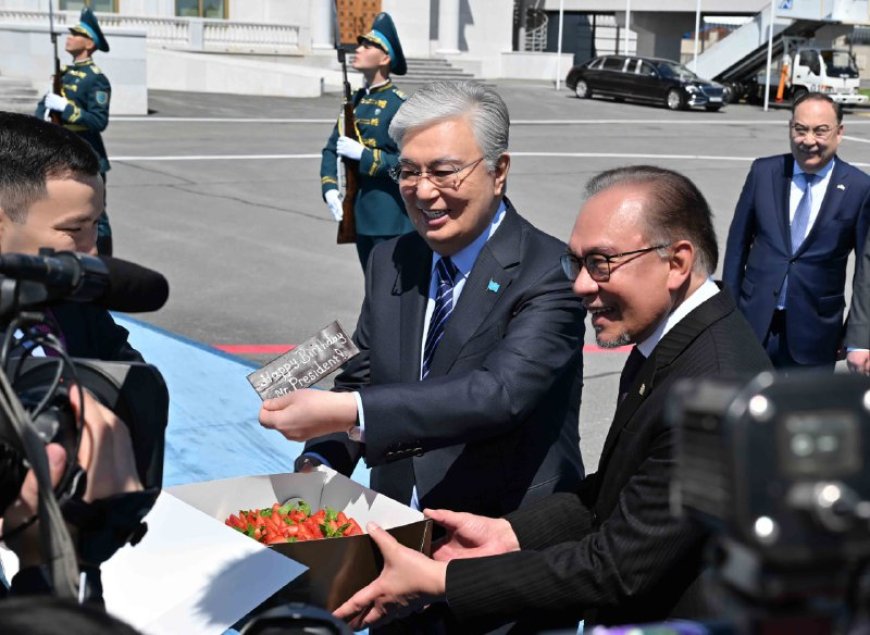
xmin=336 ymin=136 xmax=365 ymax=161
xmin=325 ymin=189 xmax=343 ymax=222
xmin=44 ymin=92 xmax=69 ymax=113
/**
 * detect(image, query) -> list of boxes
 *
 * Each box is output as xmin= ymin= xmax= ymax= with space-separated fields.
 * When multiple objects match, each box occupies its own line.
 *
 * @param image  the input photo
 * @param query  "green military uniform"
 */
xmin=36 ymin=58 xmax=111 ymax=174
xmin=36 ymin=7 xmax=113 ymax=255
xmin=320 ymin=12 xmax=413 ymax=269
xmin=320 ymin=80 xmax=413 ymax=239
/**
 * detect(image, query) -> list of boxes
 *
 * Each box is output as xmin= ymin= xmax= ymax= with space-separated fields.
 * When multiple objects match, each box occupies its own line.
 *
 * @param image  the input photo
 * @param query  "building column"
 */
xmin=311 ymin=0 xmax=334 ymax=50
xmin=437 ymin=0 xmax=460 ymax=55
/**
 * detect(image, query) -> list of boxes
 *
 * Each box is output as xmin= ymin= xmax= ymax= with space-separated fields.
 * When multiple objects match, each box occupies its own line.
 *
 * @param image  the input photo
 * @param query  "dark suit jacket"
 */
xmin=444 ymin=288 xmax=772 ymax=631
xmin=723 ymin=154 xmax=870 ymax=365
xmin=845 ymin=227 xmax=870 ymax=349
xmin=50 ymin=303 xmax=144 ymax=363
xmin=304 ymin=200 xmax=585 ymax=516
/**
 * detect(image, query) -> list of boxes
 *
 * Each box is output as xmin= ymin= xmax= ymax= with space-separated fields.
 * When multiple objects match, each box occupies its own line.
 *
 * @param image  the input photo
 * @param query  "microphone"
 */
xmin=98 ymin=256 xmax=170 ymax=313
xmin=0 ymin=251 xmax=169 ymax=313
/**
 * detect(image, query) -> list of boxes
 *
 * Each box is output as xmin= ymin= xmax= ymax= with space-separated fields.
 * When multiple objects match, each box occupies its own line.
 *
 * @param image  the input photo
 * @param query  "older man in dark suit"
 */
xmin=332 ymin=166 xmax=772 ymax=633
xmin=260 ymin=81 xmax=585 ymax=518
xmin=723 ymin=92 xmax=870 ymax=370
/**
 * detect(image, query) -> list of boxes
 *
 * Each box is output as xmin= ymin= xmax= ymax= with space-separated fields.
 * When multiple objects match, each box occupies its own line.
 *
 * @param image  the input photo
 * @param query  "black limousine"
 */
xmin=566 ymin=55 xmax=727 ymax=111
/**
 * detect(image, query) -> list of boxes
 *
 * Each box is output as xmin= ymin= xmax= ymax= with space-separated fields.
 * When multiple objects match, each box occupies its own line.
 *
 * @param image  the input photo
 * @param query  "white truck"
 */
xmin=729 ymin=46 xmax=868 ymax=105
xmin=786 ymin=47 xmax=868 ymax=105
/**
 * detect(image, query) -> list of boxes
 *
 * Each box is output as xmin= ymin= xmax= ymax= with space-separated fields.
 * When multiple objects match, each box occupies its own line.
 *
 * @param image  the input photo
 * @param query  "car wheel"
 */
xmin=666 ymin=89 xmax=685 ymax=111
xmin=574 ymin=80 xmax=591 ymax=99
xmin=705 ymin=105 xmax=722 ymax=112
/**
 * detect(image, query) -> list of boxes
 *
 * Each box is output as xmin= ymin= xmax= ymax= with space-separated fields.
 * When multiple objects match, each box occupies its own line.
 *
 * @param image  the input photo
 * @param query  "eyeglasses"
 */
xmin=790 ymin=123 xmax=838 ymax=141
xmin=389 ymin=157 xmax=485 ymax=189
xmin=560 ymin=244 xmax=670 ymax=282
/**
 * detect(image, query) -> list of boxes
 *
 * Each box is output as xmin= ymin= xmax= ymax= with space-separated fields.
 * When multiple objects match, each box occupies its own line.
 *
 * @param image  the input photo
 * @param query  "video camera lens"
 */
xmin=670 ymin=372 xmax=870 ymax=603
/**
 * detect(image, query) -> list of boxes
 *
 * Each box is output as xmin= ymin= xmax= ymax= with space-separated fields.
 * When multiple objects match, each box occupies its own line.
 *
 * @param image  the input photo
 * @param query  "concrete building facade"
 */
xmin=1 ymin=0 xmax=866 ymax=112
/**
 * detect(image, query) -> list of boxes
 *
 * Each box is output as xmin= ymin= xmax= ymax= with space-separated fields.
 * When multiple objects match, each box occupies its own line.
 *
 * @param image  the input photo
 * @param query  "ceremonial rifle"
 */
xmin=47 ymin=0 xmax=63 ymax=125
xmin=334 ymin=0 xmax=358 ymax=245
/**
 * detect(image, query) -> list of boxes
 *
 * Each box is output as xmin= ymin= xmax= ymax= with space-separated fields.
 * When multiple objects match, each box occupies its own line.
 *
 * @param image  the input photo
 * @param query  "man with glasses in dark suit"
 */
xmin=261 ymin=81 xmax=585 ymax=524
xmin=724 ymin=93 xmax=870 ymax=370
xmin=332 ymin=166 xmax=772 ymax=633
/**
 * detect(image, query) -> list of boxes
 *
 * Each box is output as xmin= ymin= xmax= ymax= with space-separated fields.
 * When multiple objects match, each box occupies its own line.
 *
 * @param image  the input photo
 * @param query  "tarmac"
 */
xmin=105 ymin=80 xmax=870 ymax=476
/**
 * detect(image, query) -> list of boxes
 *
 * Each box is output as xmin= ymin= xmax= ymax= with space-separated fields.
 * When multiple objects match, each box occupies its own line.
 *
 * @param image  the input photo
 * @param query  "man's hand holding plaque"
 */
xmin=250 ymin=321 xmax=361 ymax=442
xmin=259 ymin=389 xmax=358 ymax=442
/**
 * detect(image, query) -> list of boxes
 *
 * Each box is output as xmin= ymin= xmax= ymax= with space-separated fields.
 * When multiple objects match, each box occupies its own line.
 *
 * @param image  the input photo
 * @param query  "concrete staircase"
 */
xmin=0 ymin=73 xmax=39 ymax=114
xmin=345 ymin=55 xmax=479 ymax=86
xmin=400 ymin=57 xmax=477 ymax=85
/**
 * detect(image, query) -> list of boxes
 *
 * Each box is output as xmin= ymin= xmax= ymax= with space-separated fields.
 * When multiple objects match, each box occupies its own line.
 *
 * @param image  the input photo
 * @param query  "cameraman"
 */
xmin=0 ymin=112 xmax=141 ymax=363
xmin=0 ymin=386 xmax=143 ymax=597
xmin=0 ymin=113 xmax=161 ymax=602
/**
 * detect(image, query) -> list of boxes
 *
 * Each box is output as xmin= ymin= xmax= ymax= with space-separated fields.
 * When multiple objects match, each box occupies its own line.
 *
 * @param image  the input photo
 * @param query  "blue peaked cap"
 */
xmin=357 ymin=12 xmax=406 ymax=76
xmin=69 ymin=7 xmax=109 ymax=53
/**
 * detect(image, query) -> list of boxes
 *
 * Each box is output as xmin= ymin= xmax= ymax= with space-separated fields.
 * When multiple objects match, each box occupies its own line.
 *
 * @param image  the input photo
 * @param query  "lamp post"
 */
xmin=764 ymin=0 xmax=775 ymax=112
xmin=556 ymin=0 xmax=565 ymax=90
xmin=692 ymin=0 xmax=702 ymax=70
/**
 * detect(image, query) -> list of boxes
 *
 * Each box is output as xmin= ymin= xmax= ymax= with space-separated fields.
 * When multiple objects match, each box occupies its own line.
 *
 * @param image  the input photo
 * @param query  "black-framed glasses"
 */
xmin=389 ymin=157 xmax=485 ymax=189
xmin=560 ymin=244 xmax=670 ymax=282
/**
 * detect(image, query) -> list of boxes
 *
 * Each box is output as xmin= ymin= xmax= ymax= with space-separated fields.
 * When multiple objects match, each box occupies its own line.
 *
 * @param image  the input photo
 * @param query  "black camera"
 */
xmin=0 ymin=249 xmax=168 ymax=597
xmin=670 ymin=372 xmax=870 ymax=610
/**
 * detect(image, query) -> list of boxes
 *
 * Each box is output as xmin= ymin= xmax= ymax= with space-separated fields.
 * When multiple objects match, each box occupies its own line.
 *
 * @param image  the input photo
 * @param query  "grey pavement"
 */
xmin=105 ymin=81 xmax=870 ymax=472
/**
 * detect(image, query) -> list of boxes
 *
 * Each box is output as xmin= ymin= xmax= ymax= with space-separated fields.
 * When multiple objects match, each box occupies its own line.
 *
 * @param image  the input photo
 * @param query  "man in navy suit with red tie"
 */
xmin=723 ymin=93 xmax=870 ymax=369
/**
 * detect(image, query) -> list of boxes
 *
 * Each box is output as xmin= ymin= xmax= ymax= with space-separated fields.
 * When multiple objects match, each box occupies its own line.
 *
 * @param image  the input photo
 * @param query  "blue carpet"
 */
xmin=112 ymin=315 xmax=370 ymax=488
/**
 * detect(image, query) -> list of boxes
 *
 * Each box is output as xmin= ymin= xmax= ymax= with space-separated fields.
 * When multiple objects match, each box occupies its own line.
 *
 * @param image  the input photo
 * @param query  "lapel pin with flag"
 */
xmin=487 ymin=279 xmax=500 ymax=293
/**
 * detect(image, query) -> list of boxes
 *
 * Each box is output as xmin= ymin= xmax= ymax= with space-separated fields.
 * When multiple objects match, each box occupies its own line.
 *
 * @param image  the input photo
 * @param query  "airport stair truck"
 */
xmin=691 ymin=0 xmax=869 ymax=105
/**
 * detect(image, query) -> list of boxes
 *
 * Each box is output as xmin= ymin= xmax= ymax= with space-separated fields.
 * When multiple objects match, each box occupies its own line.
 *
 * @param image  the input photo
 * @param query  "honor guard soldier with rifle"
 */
xmin=320 ymin=12 xmax=414 ymax=270
xmin=36 ymin=6 xmax=114 ymax=257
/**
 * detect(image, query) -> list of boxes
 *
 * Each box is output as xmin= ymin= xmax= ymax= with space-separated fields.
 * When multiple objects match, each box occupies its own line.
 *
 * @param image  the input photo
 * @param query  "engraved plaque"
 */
xmin=247 ymin=321 xmax=359 ymax=401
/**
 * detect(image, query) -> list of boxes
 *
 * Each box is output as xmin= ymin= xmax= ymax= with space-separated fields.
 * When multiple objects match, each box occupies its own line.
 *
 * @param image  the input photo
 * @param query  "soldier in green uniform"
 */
xmin=36 ymin=7 xmax=113 ymax=256
xmin=320 ymin=12 xmax=414 ymax=270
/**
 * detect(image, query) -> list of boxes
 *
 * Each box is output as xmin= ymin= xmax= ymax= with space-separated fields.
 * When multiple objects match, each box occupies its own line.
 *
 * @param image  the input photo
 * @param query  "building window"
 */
xmin=175 ymin=0 xmax=227 ymax=19
xmin=59 ymin=0 xmax=117 ymax=11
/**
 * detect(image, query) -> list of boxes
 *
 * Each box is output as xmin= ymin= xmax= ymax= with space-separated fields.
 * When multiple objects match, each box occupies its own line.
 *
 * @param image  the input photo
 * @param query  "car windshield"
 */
xmin=820 ymin=50 xmax=859 ymax=78
xmin=656 ymin=62 xmax=699 ymax=81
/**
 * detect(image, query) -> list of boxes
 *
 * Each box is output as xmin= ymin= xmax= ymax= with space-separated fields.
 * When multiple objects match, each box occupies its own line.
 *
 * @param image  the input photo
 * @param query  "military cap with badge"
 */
xmin=357 ymin=12 xmax=407 ymax=76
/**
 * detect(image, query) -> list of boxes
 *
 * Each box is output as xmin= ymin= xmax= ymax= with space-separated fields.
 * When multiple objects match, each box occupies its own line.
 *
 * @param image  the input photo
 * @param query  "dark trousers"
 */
xmin=97 ymin=173 xmax=112 ymax=256
xmin=764 ymin=309 xmax=834 ymax=372
xmin=356 ymin=234 xmax=394 ymax=271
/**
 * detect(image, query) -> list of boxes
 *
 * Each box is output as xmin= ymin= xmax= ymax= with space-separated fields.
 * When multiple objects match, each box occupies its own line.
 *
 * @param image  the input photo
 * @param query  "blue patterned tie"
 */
xmin=791 ymin=172 xmax=817 ymax=253
xmin=779 ymin=173 xmax=818 ymax=306
xmin=422 ymin=256 xmax=459 ymax=379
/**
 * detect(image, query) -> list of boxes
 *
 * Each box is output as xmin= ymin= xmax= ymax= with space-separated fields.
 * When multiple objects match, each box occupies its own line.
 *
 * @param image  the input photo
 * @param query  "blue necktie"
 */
xmin=779 ymin=173 xmax=818 ymax=306
xmin=422 ymin=256 xmax=459 ymax=379
xmin=791 ymin=172 xmax=817 ymax=253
